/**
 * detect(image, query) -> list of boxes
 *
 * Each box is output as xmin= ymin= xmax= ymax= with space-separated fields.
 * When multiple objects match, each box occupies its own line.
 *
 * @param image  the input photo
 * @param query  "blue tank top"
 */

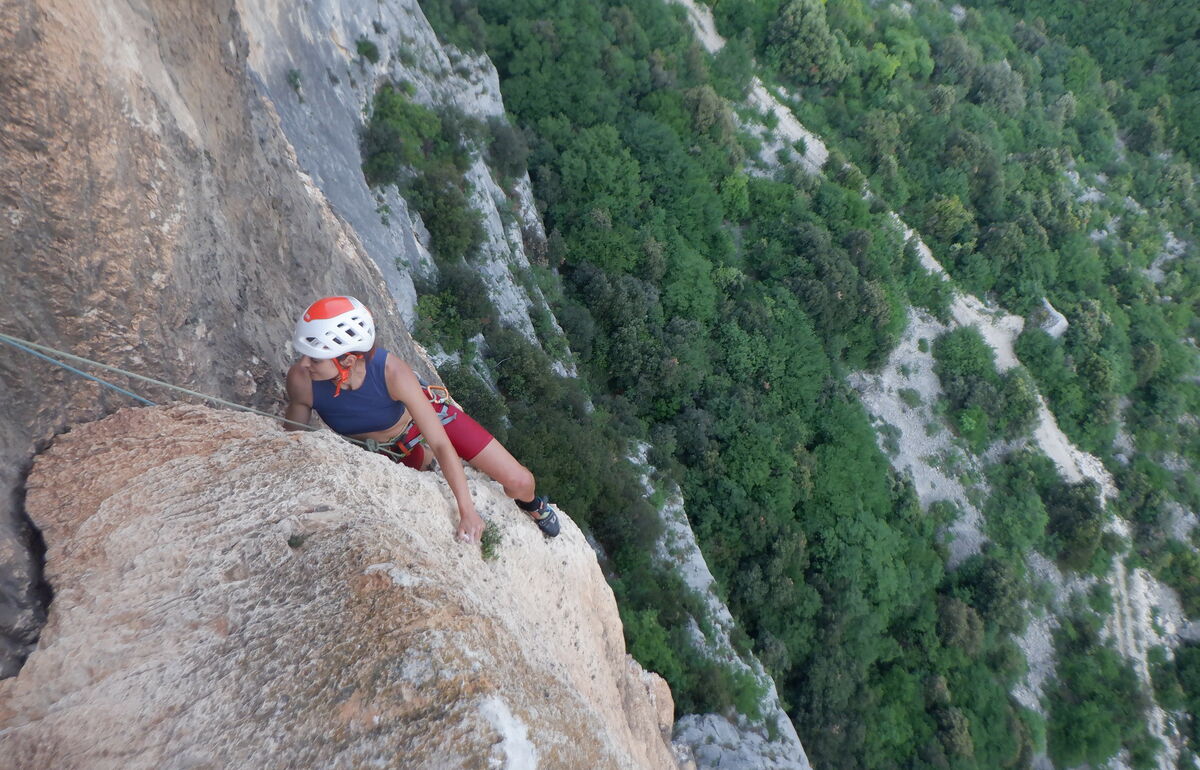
xmin=310 ymin=350 xmax=407 ymax=435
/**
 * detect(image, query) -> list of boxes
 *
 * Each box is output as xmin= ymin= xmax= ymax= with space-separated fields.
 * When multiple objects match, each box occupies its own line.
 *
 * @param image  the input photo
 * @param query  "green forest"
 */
xmin=359 ymin=0 xmax=1200 ymax=766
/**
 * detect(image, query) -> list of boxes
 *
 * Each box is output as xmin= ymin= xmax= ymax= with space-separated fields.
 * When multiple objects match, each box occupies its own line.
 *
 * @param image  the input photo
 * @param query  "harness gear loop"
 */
xmin=361 ymin=433 xmax=413 ymax=459
xmin=423 ymin=386 xmax=459 ymax=432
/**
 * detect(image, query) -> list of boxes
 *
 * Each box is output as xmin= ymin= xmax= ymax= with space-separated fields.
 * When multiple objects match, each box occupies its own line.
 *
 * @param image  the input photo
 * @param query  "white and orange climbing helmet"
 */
xmin=292 ymin=296 xmax=376 ymax=359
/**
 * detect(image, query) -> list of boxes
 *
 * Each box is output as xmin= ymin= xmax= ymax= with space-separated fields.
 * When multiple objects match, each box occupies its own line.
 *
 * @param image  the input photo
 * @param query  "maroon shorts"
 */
xmin=387 ymin=403 xmax=494 ymax=470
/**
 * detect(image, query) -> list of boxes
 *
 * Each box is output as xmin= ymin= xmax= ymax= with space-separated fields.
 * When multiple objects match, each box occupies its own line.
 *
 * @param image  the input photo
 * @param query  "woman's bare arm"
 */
xmin=283 ymin=363 xmax=315 ymax=431
xmin=384 ymin=354 xmax=484 ymax=543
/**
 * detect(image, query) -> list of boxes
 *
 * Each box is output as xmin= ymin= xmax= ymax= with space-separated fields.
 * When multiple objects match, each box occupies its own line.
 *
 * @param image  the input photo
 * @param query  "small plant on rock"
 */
xmin=287 ymin=68 xmax=302 ymax=98
xmin=480 ymin=519 xmax=502 ymax=561
xmin=899 ymin=387 xmax=923 ymax=408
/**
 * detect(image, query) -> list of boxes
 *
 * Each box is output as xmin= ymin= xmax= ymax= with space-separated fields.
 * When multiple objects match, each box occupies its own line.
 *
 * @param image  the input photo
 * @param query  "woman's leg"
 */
xmin=465 ymin=439 xmax=536 ymax=501
xmin=459 ymin=428 xmax=560 ymax=537
xmin=468 ymin=438 xmax=559 ymax=536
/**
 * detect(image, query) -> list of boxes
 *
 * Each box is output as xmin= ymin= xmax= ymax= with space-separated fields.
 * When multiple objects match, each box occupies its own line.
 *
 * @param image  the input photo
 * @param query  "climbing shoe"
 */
xmin=522 ymin=496 xmax=560 ymax=538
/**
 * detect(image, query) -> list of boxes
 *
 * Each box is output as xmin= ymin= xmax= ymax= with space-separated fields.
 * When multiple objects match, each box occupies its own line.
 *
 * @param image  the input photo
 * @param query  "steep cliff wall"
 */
xmin=236 ymin=0 xmax=570 ymax=367
xmin=237 ymin=0 xmax=439 ymax=321
xmin=0 ymin=404 xmax=679 ymax=768
xmin=0 ymin=0 xmax=432 ymax=673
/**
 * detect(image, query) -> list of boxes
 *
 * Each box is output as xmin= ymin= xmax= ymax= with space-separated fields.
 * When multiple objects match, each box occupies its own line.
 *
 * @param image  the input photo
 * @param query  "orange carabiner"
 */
xmin=424 ymin=384 xmax=454 ymax=406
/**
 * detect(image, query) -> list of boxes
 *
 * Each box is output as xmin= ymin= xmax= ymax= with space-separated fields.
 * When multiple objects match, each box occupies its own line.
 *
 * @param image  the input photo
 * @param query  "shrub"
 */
xmin=899 ymin=387 xmax=922 ymax=408
xmin=936 ymin=595 xmax=983 ymax=654
xmin=765 ymin=0 xmax=848 ymax=86
xmin=1148 ymin=539 xmax=1200 ymax=616
xmin=1174 ymin=643 xmax=1200 ymax=744
xmin=1149 ymin=646 xmax=1187 ymax=711
xmin=994 ymin=367 xmax=1040 ymax=437
xmin=413 ymin=261 xmax=495 ymax=352
xmin=933 ymin=328 xmax=1038 ymax=447
xmin=361 ymin=84 xmax=441 ymax=186
xmin=934 ymin=327 xmax=996 ymax=391
xmin=414 ymin=292 xmax=458 ymax=350
xmin=356 ymin=37 xmax=381 ymax=64
xmin=408 ymin=169 xmax=485 ymax=261
xmin=361 ymin=85 xmax=483 ymax=261
xmin=487 ymin=116 xmax=530 ymax=181
xmin=1047 ymin=616 xmax=1158 ymax=768
xmin=619 ymin=607 xmax=685 ymax=688
xmin=1088 ymin=582 xmax=1113 ymax=615
xmin=1044 ymin=480 xmax=1105 ymax=573
xmin=984 ymin=451 xmax=1052 ymax=555
xmin=361 ymin=84 xmax=472 ymax=185
xmin=951 ymin=550 xmax=1029 ymax=635
xmin=902 ymin=243 xmax=953 ymax=323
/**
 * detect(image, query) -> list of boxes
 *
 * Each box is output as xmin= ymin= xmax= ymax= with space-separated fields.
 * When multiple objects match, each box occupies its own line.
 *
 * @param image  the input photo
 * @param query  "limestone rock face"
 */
xmin=0 ymin=404 xmax=678 ymax=769
xmin=0 ymin=0 xmax=432 ymax=673
xmin=237 ymin=0 xmax=574 ymax=371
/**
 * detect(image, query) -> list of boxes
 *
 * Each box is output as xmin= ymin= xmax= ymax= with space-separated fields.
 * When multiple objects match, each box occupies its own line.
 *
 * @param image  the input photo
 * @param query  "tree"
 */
xmin=1045 ymin=481 xmax=1104 ymax=573
xmin=361 ymin=84 xmax=443 ymax=185
xmin=486 ymin=116 xmax=529 ymax=181
xmin=1047 ymin=617 xmax=1156 ymax=767
xmin=766 ymin=0 xmax=849 ymax=87
xmin=970 ymin=59 xmax=1027 ymax=115
xmin=923 ymin=195 xmax=977 ymax=254
xmin=933 ymin=33 xmax=980 ymax=88
xmin=937 ymin=595 xmax=983 ymax=655
xmin=407 ymin=168 xmax=484 ymax=261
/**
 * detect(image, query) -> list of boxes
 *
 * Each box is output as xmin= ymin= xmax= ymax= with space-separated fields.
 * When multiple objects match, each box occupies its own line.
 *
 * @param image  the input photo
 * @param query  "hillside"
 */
xmin=416 ymin=0 xmax=1200 ymax=767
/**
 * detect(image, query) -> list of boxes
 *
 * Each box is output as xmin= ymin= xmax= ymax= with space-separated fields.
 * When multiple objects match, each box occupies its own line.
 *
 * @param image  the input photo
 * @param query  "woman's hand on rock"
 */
xmin=457 ymin=508 xmax=485 ymax=545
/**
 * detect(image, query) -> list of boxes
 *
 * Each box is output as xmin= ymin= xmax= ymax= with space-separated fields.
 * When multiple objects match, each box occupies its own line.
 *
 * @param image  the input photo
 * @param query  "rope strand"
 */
xmin=0 ymin=331 xmax=406 ymax=460
xmin=3 ymin=337 xmax=157 ymax=406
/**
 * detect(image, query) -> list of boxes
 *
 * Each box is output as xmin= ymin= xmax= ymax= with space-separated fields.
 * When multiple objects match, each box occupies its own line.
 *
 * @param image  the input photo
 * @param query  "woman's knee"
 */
xmin=507 ymin=465 xmax=536 ymax=500
xmin=467 ymin=440 xmax=536 ymax=499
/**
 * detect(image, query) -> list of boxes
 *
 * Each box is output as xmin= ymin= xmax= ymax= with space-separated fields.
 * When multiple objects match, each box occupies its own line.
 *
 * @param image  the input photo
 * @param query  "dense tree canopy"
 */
xmin=402 ymin=0 xmax=1200 ymax=765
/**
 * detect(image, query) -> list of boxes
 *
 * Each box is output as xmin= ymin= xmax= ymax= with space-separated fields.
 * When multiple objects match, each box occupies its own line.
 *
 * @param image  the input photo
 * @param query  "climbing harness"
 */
xmin=362 ymin=384 xmax=460 ymax=460
xmin=0 ymin=331 xmax=418 ymax=462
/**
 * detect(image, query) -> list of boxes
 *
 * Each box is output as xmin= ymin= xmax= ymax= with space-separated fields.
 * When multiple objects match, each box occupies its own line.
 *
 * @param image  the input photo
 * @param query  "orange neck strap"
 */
xmin=331 ymin=354 xmax=360 ymax=397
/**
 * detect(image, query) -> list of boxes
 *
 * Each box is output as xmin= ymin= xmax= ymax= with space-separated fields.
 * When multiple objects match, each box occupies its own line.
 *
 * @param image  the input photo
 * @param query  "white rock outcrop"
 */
xmin=0 ymin=405 xmax=678 ymax=769
xmin=638 ymin=447 xmax=810 ymax=769
xmin=1036 ymin=297 xmax=1069 ymax=339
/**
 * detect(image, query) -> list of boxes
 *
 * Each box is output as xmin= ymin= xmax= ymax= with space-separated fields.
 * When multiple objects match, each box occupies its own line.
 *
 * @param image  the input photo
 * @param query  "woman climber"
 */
xmin=282 ymin=295 xmax=559 ymax=543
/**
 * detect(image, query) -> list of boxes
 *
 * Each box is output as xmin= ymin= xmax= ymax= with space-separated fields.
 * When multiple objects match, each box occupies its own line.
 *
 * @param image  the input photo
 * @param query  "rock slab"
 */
xmin=0 ymin=405 xmax=677 ymax=769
